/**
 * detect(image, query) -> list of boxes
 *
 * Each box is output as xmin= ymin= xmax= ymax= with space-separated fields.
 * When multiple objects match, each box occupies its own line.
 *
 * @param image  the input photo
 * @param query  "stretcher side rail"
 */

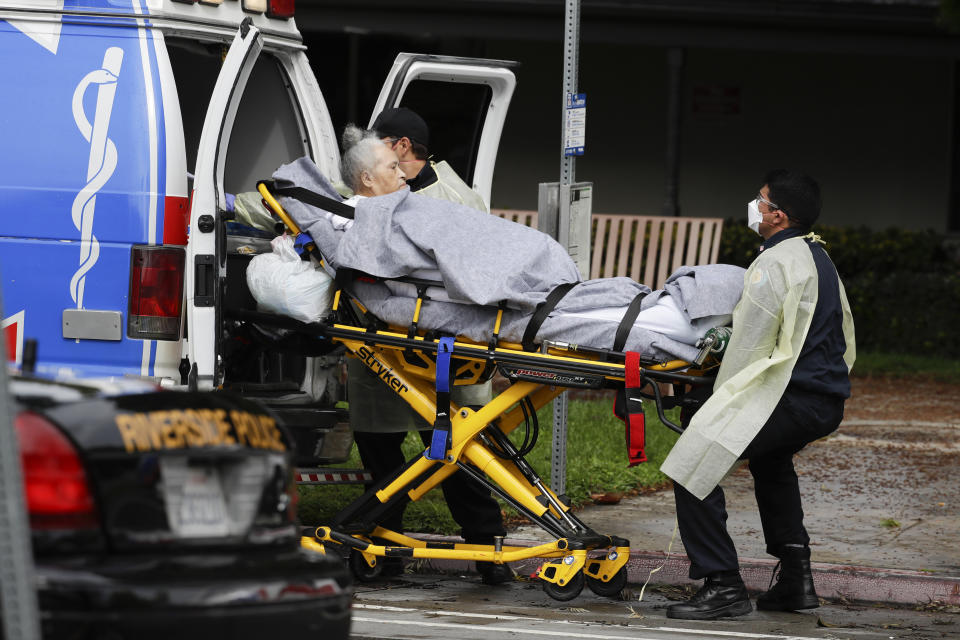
xmin=226 ymin=303 xmax=710 ymax=441
xmin=225 ymin=305 xmax=714 ymax=394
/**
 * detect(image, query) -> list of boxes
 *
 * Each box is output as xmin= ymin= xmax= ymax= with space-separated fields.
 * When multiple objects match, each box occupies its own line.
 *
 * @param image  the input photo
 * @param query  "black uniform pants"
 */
xmin=353 ymin=429 xmax=506 ymax=543
xmin=673 ymin=386 xmax=845 ymax=579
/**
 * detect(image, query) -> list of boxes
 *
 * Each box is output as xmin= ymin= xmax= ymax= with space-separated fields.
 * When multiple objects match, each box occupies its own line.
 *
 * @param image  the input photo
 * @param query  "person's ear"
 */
xmin=360 ymin=170 xmax=374 ymax=188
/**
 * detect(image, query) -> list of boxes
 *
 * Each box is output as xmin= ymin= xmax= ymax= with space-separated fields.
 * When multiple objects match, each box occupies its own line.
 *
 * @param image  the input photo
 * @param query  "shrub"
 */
xmin=718 ymin=220 xmax=960 ymax=357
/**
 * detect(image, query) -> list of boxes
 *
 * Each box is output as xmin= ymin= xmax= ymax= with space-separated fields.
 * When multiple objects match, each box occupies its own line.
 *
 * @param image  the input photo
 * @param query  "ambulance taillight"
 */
xmin=127 ymin=246 xmax=186 ymax=341
xmin=266 ymin=0 xmax=294 ymax=19
xmin=170 ymin=0 xmax=294 ymax=19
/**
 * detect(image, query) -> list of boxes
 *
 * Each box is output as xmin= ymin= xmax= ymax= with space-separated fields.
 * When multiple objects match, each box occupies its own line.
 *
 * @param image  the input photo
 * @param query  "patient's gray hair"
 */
xmin=341 ymin=124 xmax=383 ymax=193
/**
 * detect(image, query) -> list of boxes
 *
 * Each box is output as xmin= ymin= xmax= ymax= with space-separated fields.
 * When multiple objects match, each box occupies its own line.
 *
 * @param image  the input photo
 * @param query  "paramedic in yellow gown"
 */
xmin=660 ymin=170 xmax=855 ymax=620
xmin=339 ymin=122 xmax=510 ymax=585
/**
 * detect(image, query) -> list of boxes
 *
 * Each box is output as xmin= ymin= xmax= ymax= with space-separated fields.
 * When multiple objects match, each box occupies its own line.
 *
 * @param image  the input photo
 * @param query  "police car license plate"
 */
xmin=161 ymin=460 xmax=230 ymax=538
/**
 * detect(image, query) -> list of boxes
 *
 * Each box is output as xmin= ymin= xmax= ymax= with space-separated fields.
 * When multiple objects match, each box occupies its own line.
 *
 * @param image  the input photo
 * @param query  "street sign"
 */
xmin=564 ymin=93 xmax=586 ymax=157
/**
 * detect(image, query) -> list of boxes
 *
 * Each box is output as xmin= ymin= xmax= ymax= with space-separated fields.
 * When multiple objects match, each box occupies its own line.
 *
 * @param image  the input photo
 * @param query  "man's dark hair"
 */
xmin=373 ymin=107 xmax=431 ymax=160
xmin=763 ymin=169 xmax=821 ymax=229
xmin=409 ymin=140 xmax=430 ymax=161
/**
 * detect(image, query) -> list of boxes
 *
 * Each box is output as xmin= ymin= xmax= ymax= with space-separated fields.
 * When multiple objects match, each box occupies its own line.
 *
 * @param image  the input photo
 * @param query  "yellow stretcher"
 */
xmin=249 ymin=182 xmax=723 ymax=601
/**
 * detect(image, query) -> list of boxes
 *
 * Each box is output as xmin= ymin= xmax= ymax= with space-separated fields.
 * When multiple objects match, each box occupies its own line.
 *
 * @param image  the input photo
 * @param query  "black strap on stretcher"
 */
xmin=613 ymin=351 xmax=648 ymax=466
xmin=426 ymin=337 xmax=456 ymax=461
xmin=612 ymin=292 xmax=649 ymax=353
xmin=522 ymin=282 xmax=578 ymax=352
xmin=269 ymin=183 xmax=356 ymax=219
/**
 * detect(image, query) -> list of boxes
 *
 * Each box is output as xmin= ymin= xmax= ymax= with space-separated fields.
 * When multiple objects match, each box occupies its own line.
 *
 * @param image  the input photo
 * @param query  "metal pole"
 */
xmin=0 ymin=286 xmax=41 ymax=640
xmin=552 ymin=0 xmax=581 ymax=496
xmin=560 ymin=0 xmax=579 ymax=188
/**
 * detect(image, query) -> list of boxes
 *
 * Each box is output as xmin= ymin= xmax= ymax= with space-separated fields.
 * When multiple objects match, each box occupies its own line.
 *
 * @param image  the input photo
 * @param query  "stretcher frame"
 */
xmin=250 ymin=182 xmax=721 ymax=601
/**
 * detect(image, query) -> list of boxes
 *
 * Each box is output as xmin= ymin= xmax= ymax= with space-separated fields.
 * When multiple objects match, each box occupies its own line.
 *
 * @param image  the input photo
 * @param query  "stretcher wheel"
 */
xmin=542 ymin=570 xmax=585 ymax=602
xmin=586 ymin=566 xmax=628 ymax=598
xmin=348 ymin=549 xmax=383 ymax=582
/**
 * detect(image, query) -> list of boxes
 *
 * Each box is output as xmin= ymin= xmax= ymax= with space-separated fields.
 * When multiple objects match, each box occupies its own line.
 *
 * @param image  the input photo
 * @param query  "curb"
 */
xmin=411 ymin=535 xmax=960 ymax=607
xmin=621 ymin=551 xmax=960 ymax=608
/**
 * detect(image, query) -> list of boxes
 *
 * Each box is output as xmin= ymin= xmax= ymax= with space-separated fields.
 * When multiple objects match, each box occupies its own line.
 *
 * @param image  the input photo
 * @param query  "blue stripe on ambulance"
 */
xmin=0 ymin=2 xmax=166 ymax=378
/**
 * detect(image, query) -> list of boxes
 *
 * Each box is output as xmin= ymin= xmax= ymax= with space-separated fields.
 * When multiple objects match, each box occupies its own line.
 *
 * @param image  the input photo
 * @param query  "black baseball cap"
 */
xmin=372 ymin=107 xmax=430 ymax=147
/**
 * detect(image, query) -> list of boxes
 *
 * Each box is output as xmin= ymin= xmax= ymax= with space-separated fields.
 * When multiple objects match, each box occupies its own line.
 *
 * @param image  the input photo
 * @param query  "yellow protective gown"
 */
xmin=660 ymin=234 xmax=855 ymax=499
xmin=415 ymin=160 xmax=489 ymax=213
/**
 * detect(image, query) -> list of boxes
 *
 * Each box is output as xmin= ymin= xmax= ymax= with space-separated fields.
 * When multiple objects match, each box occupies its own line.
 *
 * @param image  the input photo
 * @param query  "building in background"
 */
xmin=296 ymin=0 xmax=960 ymax=234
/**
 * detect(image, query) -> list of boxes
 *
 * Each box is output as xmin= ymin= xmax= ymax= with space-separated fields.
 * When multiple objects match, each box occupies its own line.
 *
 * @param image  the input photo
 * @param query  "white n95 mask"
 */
xmin=746 ymin=199 xmax=762 ymax=235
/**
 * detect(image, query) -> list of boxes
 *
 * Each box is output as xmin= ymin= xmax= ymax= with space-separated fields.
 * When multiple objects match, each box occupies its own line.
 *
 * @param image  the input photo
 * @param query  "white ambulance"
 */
xmin=0 ymin=0 xmax=515 ymax=459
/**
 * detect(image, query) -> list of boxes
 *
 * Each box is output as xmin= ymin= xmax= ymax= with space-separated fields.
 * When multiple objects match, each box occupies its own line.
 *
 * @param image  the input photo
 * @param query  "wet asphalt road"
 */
xmin=349 ymin=573 xmax=960 ymax=640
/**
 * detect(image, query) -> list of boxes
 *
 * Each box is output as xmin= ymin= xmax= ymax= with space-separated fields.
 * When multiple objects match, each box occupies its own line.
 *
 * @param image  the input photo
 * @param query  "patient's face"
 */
xmin=363 ymin=145 xmax=407 ymax=196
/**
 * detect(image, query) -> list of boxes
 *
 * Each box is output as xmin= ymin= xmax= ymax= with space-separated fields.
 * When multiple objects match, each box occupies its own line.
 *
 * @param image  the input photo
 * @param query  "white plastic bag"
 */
xmin=246 ymin=234 xmax=333 ymax=323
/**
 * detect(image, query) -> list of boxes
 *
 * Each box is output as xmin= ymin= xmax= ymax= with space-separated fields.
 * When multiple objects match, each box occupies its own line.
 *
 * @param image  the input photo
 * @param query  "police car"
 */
xmin=6 ymin=371 xmax=351 ymax=639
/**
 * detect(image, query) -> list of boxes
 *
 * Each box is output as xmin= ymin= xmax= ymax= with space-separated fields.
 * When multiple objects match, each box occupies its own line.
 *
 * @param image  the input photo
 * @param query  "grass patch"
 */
xmin=852 ymin=351 xmax=960 ymax=383
xmin=297 ymin=395 xmax=680 ymax=536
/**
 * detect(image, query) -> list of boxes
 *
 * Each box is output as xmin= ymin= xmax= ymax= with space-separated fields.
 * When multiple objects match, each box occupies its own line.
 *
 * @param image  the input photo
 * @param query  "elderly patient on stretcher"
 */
xmin=260 ymin=137 xmax=745 ymax=363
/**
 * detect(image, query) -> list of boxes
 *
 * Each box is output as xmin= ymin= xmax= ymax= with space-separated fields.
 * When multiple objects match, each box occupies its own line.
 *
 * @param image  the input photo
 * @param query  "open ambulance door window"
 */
xmin=186 ymin=19 xmax=264 ymax=390
xmin=369 ymin=54 xmax=517 ymax=209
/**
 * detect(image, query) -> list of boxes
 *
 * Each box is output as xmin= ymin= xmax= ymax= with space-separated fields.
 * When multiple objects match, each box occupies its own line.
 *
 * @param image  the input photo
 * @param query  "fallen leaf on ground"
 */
xmin=626 ymin=605 xmax=644 ymax=619
xmin=589 ymin=492 xmax=623 ymax=504
xmin=915 ymin=599 xmax=960 ymax=614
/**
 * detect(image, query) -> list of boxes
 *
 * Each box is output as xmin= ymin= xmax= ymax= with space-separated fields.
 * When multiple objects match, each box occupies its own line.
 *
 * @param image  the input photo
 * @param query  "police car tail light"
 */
xmin=128 ymin=246 xmax=185 ymax=341
xmin=15 ymin=412 xmax=97 ymax=530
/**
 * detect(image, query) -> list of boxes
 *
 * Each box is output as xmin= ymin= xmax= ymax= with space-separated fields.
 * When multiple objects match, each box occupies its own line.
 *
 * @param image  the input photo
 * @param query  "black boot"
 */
xmin=464 ymin=535 xmax=514 ymax=585
xmin=666 ymin=572 xmax=752 ymax=620
xmin=371 ymin=539 xmax=405 ymax=577
xmin=757 ymin=545 xmax=819 ymax=611
xmin=476 ymin=561 xmax=514 ymax=585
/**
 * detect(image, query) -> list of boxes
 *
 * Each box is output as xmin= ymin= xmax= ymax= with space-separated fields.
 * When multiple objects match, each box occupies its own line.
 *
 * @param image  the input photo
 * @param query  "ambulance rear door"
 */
xmin=184 ymin=20 xmax=262 ymax=390
xmin=183 ymin=17 xmax=339 ymax=391
xmin=369 ymin=53 xmax=518 ymax=210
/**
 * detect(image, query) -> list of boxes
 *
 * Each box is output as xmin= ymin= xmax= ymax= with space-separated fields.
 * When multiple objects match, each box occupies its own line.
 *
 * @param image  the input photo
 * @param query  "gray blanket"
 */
xmin=273 ymin=157 xmax=745 ymax=362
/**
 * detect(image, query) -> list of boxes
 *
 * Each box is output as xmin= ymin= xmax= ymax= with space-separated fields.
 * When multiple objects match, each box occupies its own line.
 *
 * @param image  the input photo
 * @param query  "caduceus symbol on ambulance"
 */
xmin=69 ymin=47 xmax=123 ymax=310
